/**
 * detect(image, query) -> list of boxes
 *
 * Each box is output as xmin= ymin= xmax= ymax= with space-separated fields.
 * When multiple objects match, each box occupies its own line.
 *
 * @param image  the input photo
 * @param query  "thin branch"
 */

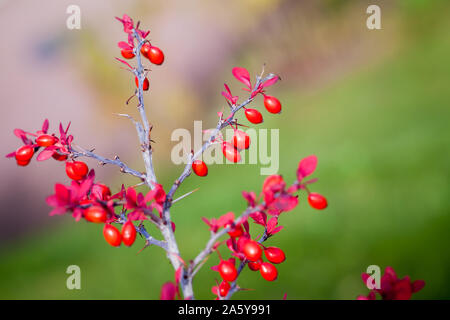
xmin=164 ymin=73 xmax=278 ymax=209
xmin=223 ymin=230 xmax=269 ymax=300
xmin=189 ymin=206 xmax=262 ymax=276
xmin=70 ymin=145 xmax=145 ymax=181
xmin=117 ymin=215 xmax=167 ymax=250
xmin=131 ymin=29 xmax=158 ymax=189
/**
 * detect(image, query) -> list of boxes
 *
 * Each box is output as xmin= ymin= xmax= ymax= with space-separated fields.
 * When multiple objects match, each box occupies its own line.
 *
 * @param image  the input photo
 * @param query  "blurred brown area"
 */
xmin=0 ymin=0 xmax=395 ymax=244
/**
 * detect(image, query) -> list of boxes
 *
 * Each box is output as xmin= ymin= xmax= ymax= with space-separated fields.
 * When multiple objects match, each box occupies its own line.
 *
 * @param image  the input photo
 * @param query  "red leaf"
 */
xmin=232 ymin=67 xmax=251 ymax=89
xmin=118 ymin=41 xmax=133 ymax=50
xmin=260 ymin=74 xmax=280 ymax=89
xmin=115 ymin=57 xmax=133 ymax=69
xmin=41 ymin=119 xmax=49 ymax=133
xmin=36 ymin=147 xmax=57 ymax=161
xmin=160 ymin=282 xmax=177 ymax=300
xmin=297 ymin=155 xmax=317 ymax=181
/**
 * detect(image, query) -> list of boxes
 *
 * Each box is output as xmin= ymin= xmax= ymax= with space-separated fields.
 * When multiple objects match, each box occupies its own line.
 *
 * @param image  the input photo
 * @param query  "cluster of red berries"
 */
xmin=191 ymin=129 xmax=251 ymax=177
xmin=244 ymin=242 xmax=285 ymax=281
xmin=103 ymin=221 xmax=137 ymax=247
xmin=14 ymin=134 xmax=65 ymax=166
xmin=63 ymin=160 xmax=137 ymax=248
xmin=129 ymin=42 xmax=164 ymax=91
xmin=244 ymin=95 xmax=282 ymax=124
xmin=191 ymin=67 xmax=282 ymax=178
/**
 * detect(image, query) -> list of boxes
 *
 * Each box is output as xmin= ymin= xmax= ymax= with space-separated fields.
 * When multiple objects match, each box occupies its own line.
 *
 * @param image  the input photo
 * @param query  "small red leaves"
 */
xmin=221 ymin=83 xmax=238 ymax=105
xmin=232 ymin=67 xmax=251 ymax=89
xmin=115 ymin=57 xmax=133 ymax=69
xmin=160 ymin=282 xmax=178 ymax=300
xmin=297 ymin=155 xmax=317 ymax=181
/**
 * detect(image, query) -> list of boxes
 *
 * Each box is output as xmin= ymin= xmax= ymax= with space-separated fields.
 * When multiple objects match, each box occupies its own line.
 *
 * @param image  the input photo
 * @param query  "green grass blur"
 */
xmin=1 ymin=3 xmax=449 ymax=300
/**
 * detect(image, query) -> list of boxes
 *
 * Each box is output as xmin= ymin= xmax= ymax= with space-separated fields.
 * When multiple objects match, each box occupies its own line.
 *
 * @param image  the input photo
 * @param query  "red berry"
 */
xmin=16 ymin=159 xmax=31 ymax=166
xmin=226 ymin=224 xmax=244 ymax=238
xmin=192 ymin=160 xmax=208 ymax=177
xmin=308 ymin=192 xmax=328 ymax=210
xmin=140 ymin=43 xmax=151 ymax=58
xmin=260 ymin=262 xmax=278 ymax=281
xmin=84 ymin=205 xmax=107 ymax=223
xmin=232 ymin=130 xmax=250 ymax=150
xmin=52 ymin=152 xmax=68 ymax=161
xmin=103 ymin=224 xmax=122 ymax=247
xmin=263 ymin=95 xmax=282 ymax=114
xmin=122 ymin=221 xmax=137 ymax=247
xmin=218 ymin=260 xmax=238 ymax=282
xmin=218 ymin=281 xmax=231 ymax=297
xmin=66 ymin=161 xmax=89 ymax=180
xmin=264 ymin=247 xmax=286 ymax=264
xmin=244 ymin=108 xmax=263 ymax=124
xmin=248 ymin=259 xmax=262 ymax=271
xmin=243 ymin=240 xmax=262 ymax=262
xmin=36 ymin=134 xmax=58 ymax=147
xmin=135 ymin=76 xmax=149 ymax=91
xmin=147 ymin=46 xmax=165 ymax=65
xmin=121 ymin=49 xmax=135 ymax=59
xmin=222 ymin=142 xmax=241 ymax=163
xmin=15 ymin=145 xmax=34 ymax=162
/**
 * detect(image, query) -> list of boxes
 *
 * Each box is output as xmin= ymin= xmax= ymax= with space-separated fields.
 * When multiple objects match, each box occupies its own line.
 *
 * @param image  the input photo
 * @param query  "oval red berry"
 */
xmin=308 ymin=192 xmax=328 ymax=210
xmin=232 ymin=130 xmax=250 ymax=150
xmin=84 ymin=206 xmax=107 ymax=223
xmin=264 ymin=247 xmax=286 ymax=264
xmin=122 ymin=221 xmax=137 ymax=247
xmin=15 ymin=145 xmax=34 ymax=162
xmin=135 ymin=76 xmax=149 ymax=91
xmin=218 ymin=260 xmax=238 ymax=282
xmin=222 ymin=142 xmax=241 ymax=163
xmin=36 ymin=134 xmax=58 ymax=147
xmin=263 ymin=96 xmax=282 ymax=114
xmin=148 ymin=46 xmax=164 ymax=65
xmin=243 ymin=240 xmax=262 ymax=262
xmin=121 ymin=49 xmax=135 ymax=59
xmin=260 ymin=262 xmax=278 ymax=281
xmin=245 ymin=109 xmax=263 ymax=124
xmin=103 ymin=224 xmax=122 ymax=247
xmin=192 ymin=160 xmax=208 ymax=177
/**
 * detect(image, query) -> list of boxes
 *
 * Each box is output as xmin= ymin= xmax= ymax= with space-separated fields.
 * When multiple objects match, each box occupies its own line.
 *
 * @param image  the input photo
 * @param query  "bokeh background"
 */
xmin=0 ymin=0 xmax=449 ymax=299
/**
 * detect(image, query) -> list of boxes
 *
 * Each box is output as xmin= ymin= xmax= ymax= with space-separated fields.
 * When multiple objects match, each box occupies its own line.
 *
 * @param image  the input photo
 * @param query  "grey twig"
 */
xmin=70 ymin=145 xmax=145 ymax=180
xmin=131 ymin=29 xmax=158 ymax=189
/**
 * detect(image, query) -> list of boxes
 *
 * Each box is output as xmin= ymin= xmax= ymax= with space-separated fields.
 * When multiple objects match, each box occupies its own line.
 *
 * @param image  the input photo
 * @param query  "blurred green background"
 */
xmin=0 ymin=0 xmax=449 ymax=299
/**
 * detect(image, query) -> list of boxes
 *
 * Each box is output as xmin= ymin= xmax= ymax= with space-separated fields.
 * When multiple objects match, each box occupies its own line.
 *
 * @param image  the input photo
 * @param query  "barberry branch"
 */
xmin=223 ymin=230 xmax=269 ymax=300
xmin=131 ymin=29 xmax=158 ymax=189
xmin=70 ymin=145 xmax=146 ymax=180
xmin=189 ymin=206 xmax=261 ymax=274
